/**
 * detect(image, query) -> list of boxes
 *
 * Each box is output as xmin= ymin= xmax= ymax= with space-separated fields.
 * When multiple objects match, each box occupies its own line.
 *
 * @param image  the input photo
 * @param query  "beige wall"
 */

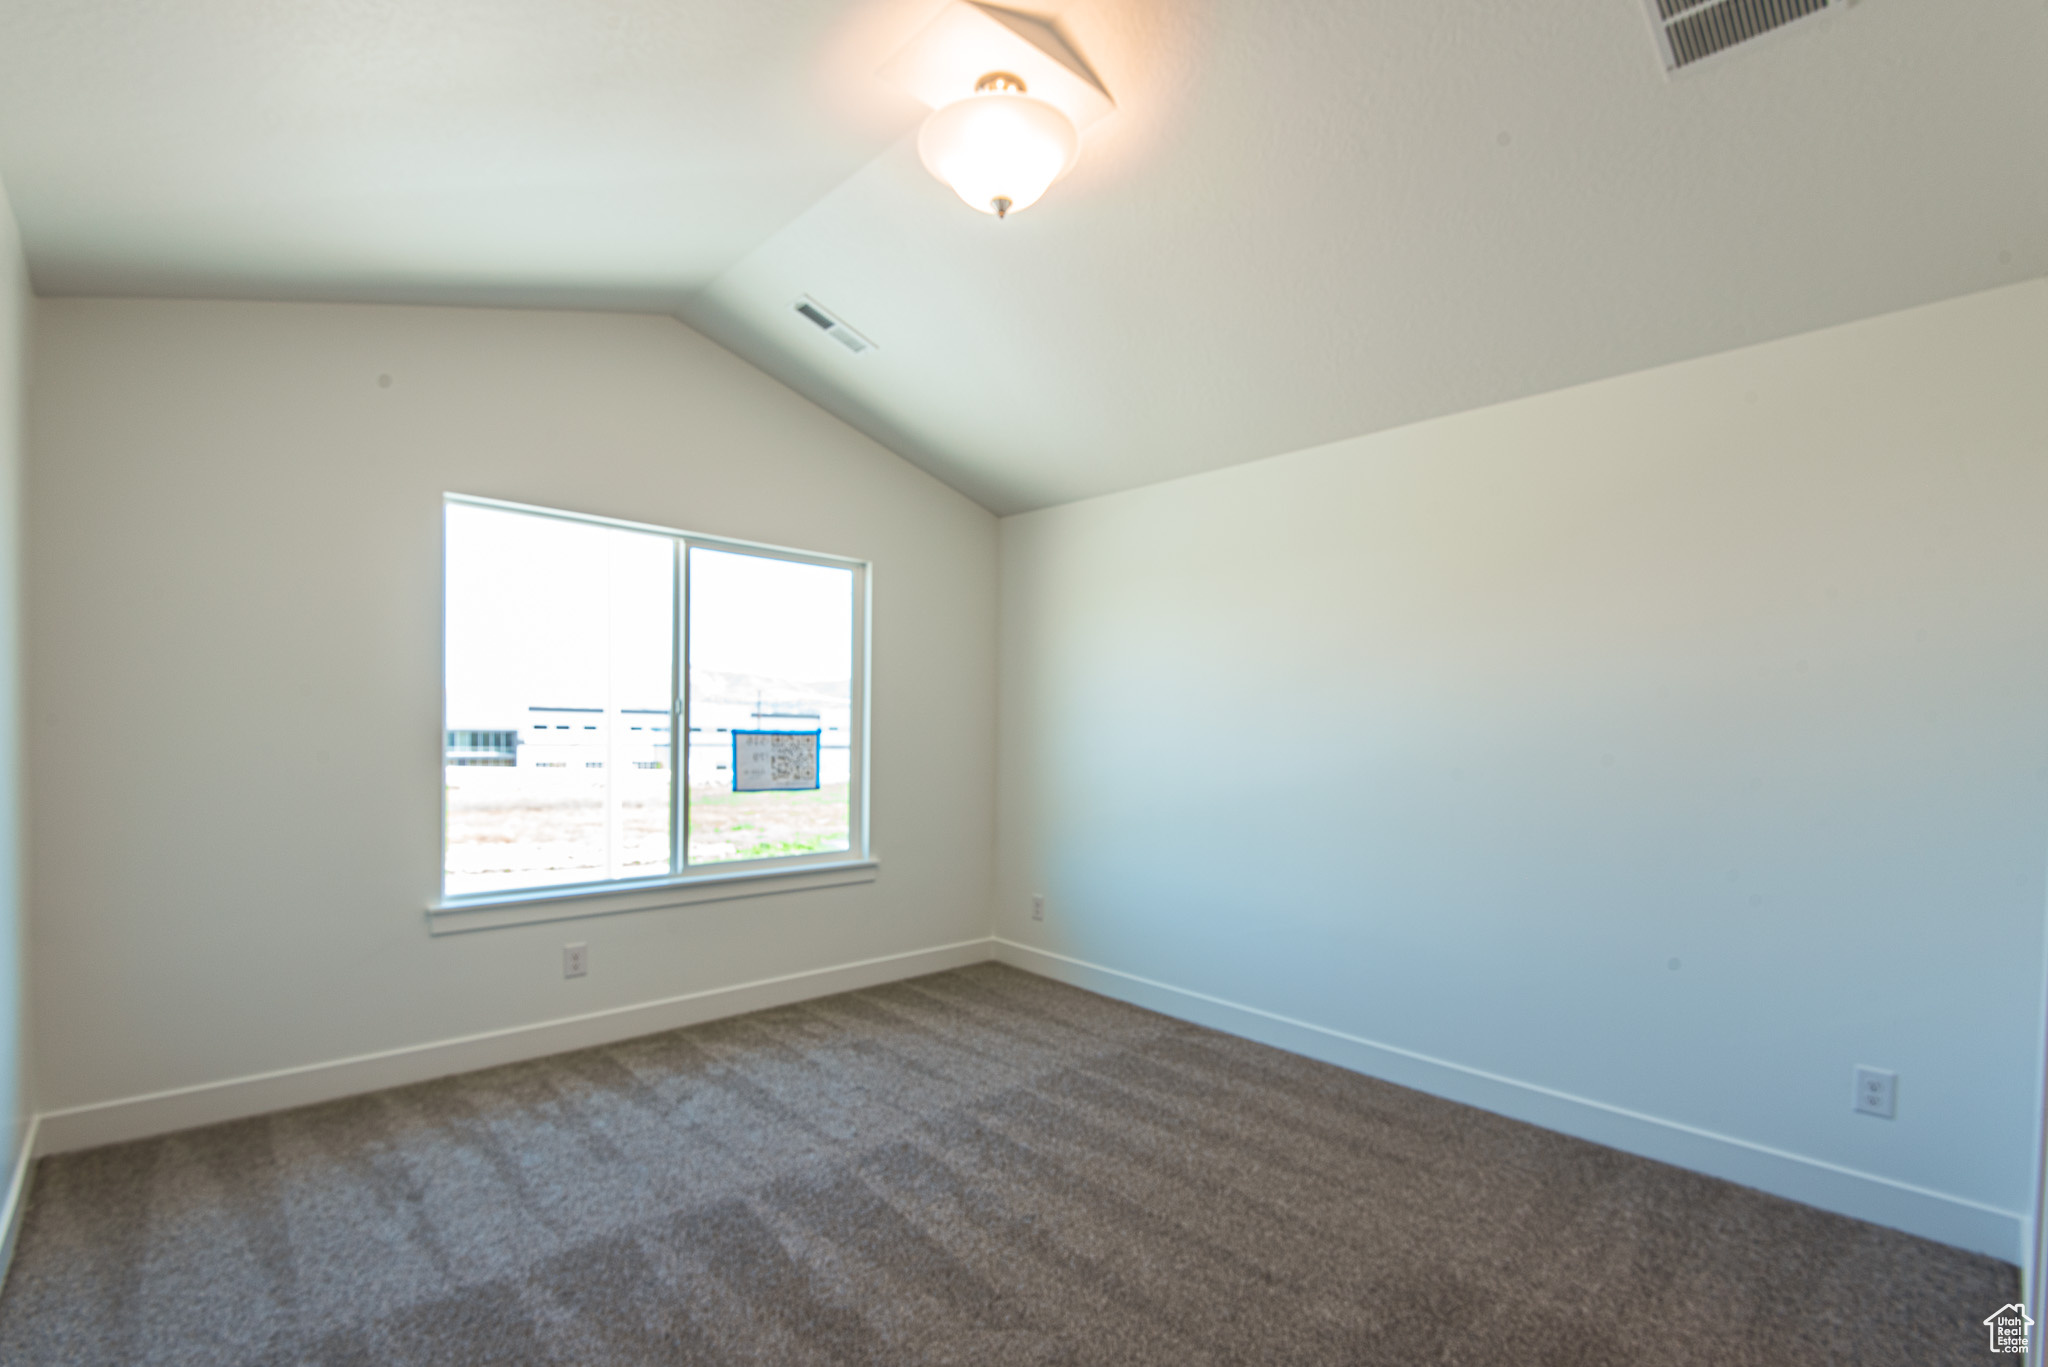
xmin=0 ymin=179 xmax=28 ymax=1222
xmin=996 ymin=280 xmax=2048 ymax=1261
xmin=26 ymin=299 xmax=996 ymax=1125
xmin=24 ymin=276 xmax=2048 ymax=1269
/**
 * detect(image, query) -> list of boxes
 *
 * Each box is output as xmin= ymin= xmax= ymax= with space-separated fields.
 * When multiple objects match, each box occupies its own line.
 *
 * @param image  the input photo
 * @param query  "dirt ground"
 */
xmin=444 ymin=768 xmax=849 ymax=894
xmin=685 ymin=782 xmax=852 ymax=864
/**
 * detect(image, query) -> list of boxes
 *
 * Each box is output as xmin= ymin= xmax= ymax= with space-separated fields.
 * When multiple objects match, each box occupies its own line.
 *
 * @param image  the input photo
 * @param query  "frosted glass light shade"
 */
xmin=917 ymin=91 xmax=1080 ymax=218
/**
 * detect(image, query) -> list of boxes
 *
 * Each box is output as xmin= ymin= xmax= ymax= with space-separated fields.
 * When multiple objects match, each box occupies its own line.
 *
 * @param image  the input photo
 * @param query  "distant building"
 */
xmin=444 ymin=730 xmax=517 ymax=766
xmin=445 ymin=706 xmax=673 ymax=771
xmin=450 ymin=690 xmax=849 ymax=787
xmin=519 ymin=706 xmax=672 ymax=770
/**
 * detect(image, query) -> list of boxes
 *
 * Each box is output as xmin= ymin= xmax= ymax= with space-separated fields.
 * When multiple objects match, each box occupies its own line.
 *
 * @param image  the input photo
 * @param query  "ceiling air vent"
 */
xmin=1646 ymin=0 xmax=1834 ymax=72
xmin=793 ymin=296 xmax=876 ymax=355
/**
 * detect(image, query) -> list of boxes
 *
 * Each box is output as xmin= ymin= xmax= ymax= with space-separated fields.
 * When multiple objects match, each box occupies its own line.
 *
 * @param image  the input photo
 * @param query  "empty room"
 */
xmin=0 ymin=0 xmax=2042 ymax=1362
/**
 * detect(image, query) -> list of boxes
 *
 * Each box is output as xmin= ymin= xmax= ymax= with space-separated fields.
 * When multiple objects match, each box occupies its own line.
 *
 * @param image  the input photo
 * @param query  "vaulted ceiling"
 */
xmin=1 ymin=0 xmax=2042 ymax=513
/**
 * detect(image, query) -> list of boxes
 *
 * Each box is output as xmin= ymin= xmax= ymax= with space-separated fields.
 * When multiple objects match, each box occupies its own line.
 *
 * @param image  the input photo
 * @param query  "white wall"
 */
xmin=0 ymin=181 xmax=29 ymax=1230
xmin=996 ymin=280 xmax=2048 ymax=1262
xmin=27 ymin=298 xmax=996 ymax=1134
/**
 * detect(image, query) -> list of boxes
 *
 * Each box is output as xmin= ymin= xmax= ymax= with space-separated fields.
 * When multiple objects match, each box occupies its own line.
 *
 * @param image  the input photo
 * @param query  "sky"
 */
xmin=445 ymin=502 xmax=852 ymax=729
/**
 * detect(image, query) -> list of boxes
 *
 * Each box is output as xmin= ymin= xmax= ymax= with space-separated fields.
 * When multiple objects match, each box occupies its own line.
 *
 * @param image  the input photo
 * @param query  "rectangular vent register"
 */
xmin=794 ymin=296 xmax=877 ymax=355
xmin=1647 ymin=0 xmax=1834 ymax=72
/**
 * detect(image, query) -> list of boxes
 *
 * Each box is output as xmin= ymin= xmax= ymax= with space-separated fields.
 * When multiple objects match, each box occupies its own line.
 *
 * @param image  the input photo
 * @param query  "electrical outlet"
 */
xmin=1031 ymin=894 xmax=1044 ymax=921
xmin=563 ymin=943 xmax=588 ymax=979
xmin=1853 ymin=1065 xmax=1896 ymax=1119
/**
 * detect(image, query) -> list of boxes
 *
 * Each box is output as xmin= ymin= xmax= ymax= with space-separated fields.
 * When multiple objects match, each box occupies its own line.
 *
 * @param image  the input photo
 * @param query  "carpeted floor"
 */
xmin=0 ymin=963 xmax=2015 ymax=1365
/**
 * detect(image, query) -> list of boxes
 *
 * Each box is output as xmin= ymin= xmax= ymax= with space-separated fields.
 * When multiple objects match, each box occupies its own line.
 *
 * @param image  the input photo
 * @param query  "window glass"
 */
xmin=443 ymin=504 xmax=673 ymax=896
xmin=443 ymin=498 xmax=863 ymax=901
xmin=687 ymin=547 xmax=854 ymax=864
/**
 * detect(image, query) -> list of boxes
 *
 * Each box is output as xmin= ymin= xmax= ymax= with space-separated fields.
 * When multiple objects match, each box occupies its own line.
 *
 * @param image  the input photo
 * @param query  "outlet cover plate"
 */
xmin=1853 ymin=1065 xmax=1896 ymax=1119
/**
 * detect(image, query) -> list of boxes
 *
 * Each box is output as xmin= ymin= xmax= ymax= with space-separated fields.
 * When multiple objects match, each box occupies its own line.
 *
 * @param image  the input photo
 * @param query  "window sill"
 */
xmin=426 ymin=859 xmax=879 ymax=936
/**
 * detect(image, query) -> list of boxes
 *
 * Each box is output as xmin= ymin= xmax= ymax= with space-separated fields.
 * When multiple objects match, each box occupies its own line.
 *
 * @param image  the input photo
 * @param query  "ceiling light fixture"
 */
xmin=879 ymin=2 xmax=1115 ymax=222
xmin=917 ymin=72 xmax=1079 ymax=219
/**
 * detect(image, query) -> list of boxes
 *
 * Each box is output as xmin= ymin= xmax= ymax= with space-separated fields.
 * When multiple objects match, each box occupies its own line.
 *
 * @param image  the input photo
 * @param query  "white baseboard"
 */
xmin=992 ymin=937 xmax=2026 ymax=1265
xmin=36 ymin=938 xmax=998 ymax=1155
xmin=0 ymin=1115 xmax=38 ymax=1289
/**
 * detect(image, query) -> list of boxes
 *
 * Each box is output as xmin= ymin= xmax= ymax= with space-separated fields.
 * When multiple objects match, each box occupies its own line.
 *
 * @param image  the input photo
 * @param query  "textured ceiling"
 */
xmin=2 ymin=1 xmax=2044 ymax=513
xmin=0 ymin=0 xmax=935 ymax=306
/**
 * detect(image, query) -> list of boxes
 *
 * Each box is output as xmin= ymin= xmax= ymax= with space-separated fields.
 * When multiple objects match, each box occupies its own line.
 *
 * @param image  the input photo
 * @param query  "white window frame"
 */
xmin=430 ymin=494 xmax=874 ymax=934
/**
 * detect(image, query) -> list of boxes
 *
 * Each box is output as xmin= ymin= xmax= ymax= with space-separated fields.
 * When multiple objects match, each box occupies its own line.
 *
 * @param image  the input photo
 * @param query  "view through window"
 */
xmin=687 ymin=546 xmax=855 ymax=865
xmin=443 ymin=499 xmax=861 ymax=898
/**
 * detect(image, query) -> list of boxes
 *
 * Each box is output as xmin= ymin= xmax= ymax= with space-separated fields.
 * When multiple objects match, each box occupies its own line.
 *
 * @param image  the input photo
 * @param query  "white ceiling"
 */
xmin=0 ymin=0 xmax=935 ymax=306
xmin=2 ymin=1 xmax=2043 ymax=513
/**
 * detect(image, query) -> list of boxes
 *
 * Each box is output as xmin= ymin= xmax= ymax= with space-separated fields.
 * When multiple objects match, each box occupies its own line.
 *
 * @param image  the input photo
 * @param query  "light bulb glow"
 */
xmin=917 ymin=90 xmax=1080 ymax=218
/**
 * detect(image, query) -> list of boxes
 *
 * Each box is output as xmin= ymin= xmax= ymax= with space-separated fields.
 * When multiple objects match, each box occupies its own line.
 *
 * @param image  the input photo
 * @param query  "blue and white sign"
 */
xmin=731 ymin=729 xmax=821 ymax=791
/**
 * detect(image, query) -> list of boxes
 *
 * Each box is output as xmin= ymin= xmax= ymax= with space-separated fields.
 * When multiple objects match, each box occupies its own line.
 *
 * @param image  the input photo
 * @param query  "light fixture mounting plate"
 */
xmin=879 ymin=2 xmax=1114 ymax=131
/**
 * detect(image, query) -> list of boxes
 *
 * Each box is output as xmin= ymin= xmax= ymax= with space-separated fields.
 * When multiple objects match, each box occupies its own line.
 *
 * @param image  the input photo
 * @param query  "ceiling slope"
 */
xmin=680 ymin=0 xmax=2048 ymax=512
xmin=0 ymin=0 xmax=935 ymax=306
xmin=1 ymin=1 xmax=2042 ymax=512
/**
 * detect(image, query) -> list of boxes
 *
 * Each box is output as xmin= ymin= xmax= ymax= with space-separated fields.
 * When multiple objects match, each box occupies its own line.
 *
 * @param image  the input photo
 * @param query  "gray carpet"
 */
xmin=0 ymin=963 xmax=2015 ymax=1365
